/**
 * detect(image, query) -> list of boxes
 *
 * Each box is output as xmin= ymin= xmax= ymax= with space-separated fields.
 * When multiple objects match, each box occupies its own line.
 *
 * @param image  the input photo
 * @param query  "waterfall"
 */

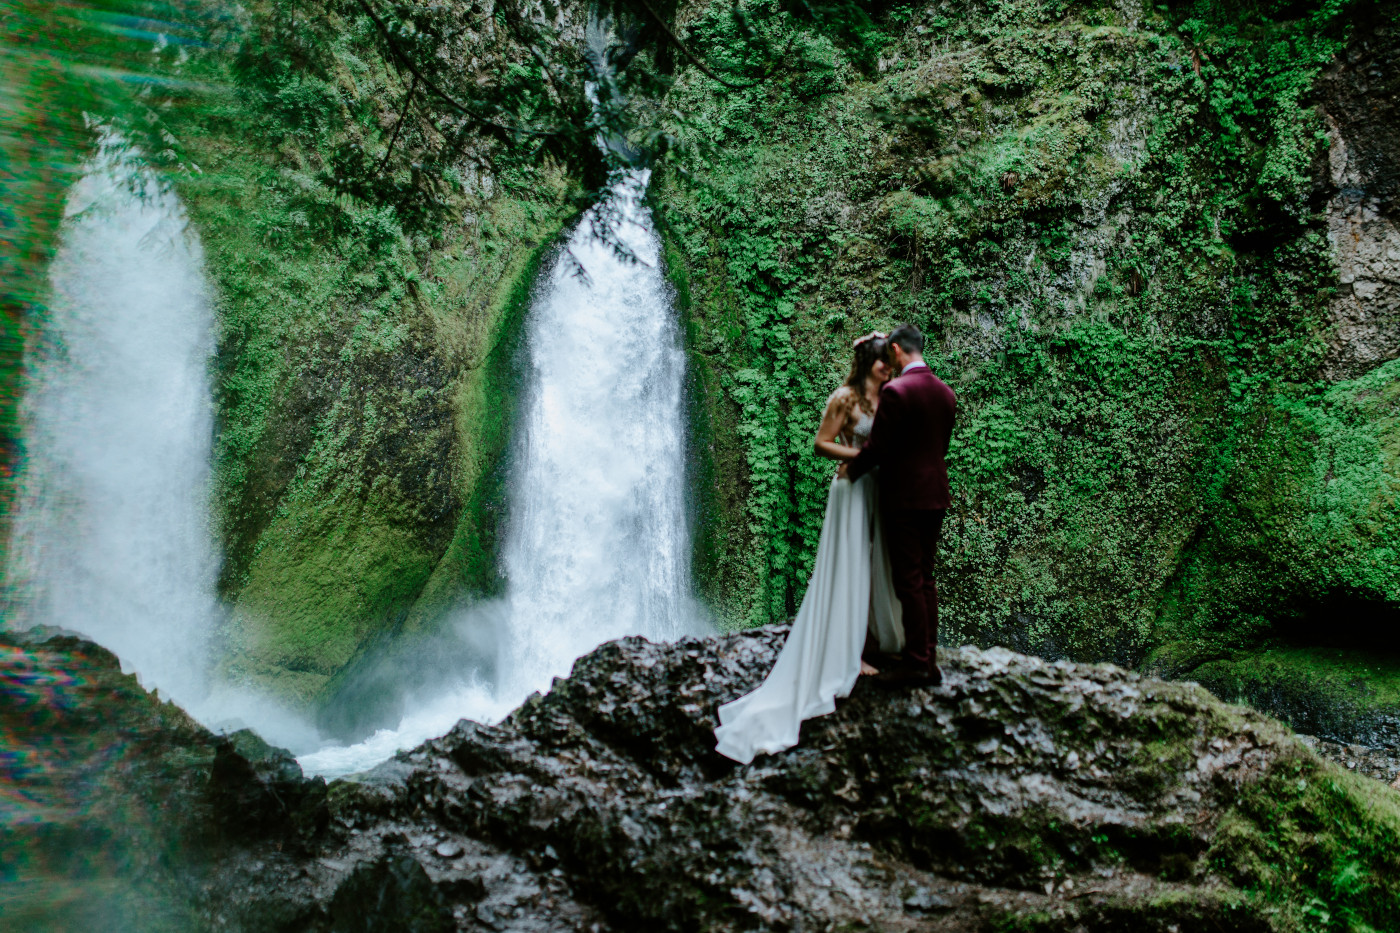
xmin=297 ymin=169 xmax=703 ymax=777
xmin=8 ymin=130 xmax=699 ymax=777
xmin=8 ymin=136 xmax=220 ymax=708
xmin=7 ymin=134 xmax=319 ymax=750
xmin=500 ymin=168 xmax=697 ymax=694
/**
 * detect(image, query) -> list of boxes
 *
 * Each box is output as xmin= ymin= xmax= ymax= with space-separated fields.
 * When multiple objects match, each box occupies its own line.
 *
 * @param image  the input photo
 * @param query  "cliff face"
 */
xmin=149 ymin=0 xmax=591 ymax=722
xmin=5 ymin=628 xmax=1400 ymax=931
xmin=1318 ymin=17 xmax=1400 ymax=380
xmin=7 ymin=0 xmax=1398 ymax=742
xmin=653 ymin=0 xmax=1400 ymax=739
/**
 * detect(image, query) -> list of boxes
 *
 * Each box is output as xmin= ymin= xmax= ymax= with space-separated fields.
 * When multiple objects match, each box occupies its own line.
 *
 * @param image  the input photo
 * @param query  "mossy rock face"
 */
xmin=146 ymin=1 xmax=587 ymax=711
xmin=1172 ymin=645 xmax=1400 ymax=750
xmin=653 ymin=0 xmax=1400 ymax=716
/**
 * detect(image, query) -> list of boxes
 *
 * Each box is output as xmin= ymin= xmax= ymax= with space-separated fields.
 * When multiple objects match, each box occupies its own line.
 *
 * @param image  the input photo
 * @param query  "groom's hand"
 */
xmin=836 ymin=461 xmax=850 ymax=480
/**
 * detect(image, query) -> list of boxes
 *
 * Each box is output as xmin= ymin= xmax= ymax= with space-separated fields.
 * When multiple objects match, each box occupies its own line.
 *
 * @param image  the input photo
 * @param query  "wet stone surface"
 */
xmin=1297 ymin=733 xmax=1400 ymax=788
xmin=5 ymin=626 xmax=1400 ymax=931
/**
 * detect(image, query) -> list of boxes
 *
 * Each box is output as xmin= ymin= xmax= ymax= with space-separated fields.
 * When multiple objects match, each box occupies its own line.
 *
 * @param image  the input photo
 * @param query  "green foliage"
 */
xmin=142 ymin=0 xmax=583 ymax=704
xmin=1207 ymin=749 xmax=1400 ymax=931
xmin=655 ymin=0 xmax=1396 ymax=672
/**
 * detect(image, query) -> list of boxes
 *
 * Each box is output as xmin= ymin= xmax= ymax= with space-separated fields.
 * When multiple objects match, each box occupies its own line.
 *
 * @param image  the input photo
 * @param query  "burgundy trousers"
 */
xmin=882 ymin=507 xmax=945 ymax=670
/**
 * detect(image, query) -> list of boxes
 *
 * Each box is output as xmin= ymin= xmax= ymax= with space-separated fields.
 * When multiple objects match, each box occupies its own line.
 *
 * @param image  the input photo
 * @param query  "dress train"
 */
xmin=715 ymin=469 xmax=903 ymax=764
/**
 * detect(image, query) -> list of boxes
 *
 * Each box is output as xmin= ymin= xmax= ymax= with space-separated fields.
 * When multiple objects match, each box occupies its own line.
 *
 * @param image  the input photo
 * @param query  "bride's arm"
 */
xmin=814 ymin=389 xmax=861 ymax=461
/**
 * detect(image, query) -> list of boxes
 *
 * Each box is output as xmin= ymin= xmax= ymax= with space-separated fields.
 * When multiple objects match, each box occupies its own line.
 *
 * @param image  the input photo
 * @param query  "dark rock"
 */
xmin=327 ymin=854 xmax=453 ymax=933
xmin=209 ymin=728 xmax=330 ymax=846
xmin=8 ymin=628 xmax=1400 ymax=931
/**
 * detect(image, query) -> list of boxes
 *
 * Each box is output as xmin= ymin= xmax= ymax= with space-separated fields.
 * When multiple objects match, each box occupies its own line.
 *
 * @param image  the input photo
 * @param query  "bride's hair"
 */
xmin=843 ymin=333 xmax=888 ymax=412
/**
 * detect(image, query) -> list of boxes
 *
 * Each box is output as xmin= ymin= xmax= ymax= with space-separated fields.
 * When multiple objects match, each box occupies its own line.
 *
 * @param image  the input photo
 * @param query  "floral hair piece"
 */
xmin=852 ymin=330 xmax=887 ymax=348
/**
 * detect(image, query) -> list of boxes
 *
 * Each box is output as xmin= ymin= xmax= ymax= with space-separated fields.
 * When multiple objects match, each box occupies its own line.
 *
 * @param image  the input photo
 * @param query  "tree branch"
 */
xmin=633 ymin=0 xmax=778 ymax=90
xmin=352 ymin=0 xmax=563 ymax=139
xmin=376 ymin=70 xmax=418 ymax=174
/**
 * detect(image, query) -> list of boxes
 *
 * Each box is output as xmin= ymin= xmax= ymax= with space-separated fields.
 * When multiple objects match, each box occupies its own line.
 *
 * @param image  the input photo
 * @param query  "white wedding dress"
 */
xmin=715 ymin=411 xmax=904 ymax=764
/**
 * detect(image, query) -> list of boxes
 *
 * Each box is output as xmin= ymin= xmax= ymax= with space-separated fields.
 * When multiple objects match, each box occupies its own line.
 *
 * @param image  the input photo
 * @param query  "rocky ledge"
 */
xmin=4 ymin=627 xmax=1400 ymax=932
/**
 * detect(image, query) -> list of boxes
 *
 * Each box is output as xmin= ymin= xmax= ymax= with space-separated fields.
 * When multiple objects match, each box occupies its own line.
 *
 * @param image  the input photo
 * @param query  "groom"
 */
xmin=840 ymin=323 xmax=956 ymax=686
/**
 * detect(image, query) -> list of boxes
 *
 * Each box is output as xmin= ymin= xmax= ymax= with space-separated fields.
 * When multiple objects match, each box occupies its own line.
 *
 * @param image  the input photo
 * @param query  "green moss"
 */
xmin=1153 ymin=359 xmax=1400 ymax=662
xmin=1176 ymin=646 xmax=1400 ymax=748
xmin=397 ymin=225 xmax=566 ymax=627
xmin=219 ymin=497 xmax=441 ymax=700
xmin=149 ymin=4 xmax=583 ymax=705
xmin=1207 ymin=747 xmax=1400 ymax=930
xmin=655 ymin=208 xmax=731 ymax=624
xmin=1199 ymin=647 xmax=1400 ymax=709
xmin=654 ymin=0 xmax=1399 ymax=685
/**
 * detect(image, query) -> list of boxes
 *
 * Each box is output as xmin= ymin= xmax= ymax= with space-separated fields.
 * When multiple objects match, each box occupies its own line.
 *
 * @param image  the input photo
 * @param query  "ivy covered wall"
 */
xmin=653 ymin=0 xmax=1400 ymax=725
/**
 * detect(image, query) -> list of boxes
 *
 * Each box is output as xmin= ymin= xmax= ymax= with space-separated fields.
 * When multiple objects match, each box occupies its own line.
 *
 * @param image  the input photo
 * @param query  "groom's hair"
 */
xmin=888 ymin=323 xmax=924 ymax=355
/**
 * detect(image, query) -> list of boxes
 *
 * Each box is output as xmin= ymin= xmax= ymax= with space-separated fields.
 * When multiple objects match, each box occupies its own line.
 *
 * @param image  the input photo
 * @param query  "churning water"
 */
xmin=8 ymin=136 xmax=319 ymax=750
xmin=8 ymin=138 xmax=221 ymax=709
xmin=299 ymin=169 xmax=704 ymax=777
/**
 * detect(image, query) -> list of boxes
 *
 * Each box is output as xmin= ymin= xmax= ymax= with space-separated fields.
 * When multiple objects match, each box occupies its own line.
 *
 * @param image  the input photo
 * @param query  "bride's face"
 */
xmin=871 ymin=357 xmax=893 ymax=383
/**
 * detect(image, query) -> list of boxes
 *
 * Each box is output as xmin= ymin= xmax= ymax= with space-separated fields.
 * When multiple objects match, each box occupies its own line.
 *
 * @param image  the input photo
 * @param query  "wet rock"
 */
xmin=435 ymin=841 xmax=464 ymax=860
xmin=0 ymin=629 xmax=216 ymax=930
xmin=904 ymin=888 xmax=954 ymax=912
xmin=1296 ymin=733 xmax=1400 ymax=786
xmin=211 ymin=630 xmax=1400 ymax=930
xmin=1317 ymin=16 xmax=1400 ymax=379
xmin=8 ymin=628 xmax=1400 ymax=931
xmin=328 ymin=854 xmax=453 ymax=933
xmin=209 ymin=728 xmax=329 ymax=846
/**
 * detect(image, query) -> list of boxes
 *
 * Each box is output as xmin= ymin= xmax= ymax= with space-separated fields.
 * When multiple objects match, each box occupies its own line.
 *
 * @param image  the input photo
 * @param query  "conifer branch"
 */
xmin=352 ymin=0 xmax=563 ymax=139
xmin=633 ymin=0 xmax=778 ymax=89
xmin=376 ymin=70 xmax=418 ymax=174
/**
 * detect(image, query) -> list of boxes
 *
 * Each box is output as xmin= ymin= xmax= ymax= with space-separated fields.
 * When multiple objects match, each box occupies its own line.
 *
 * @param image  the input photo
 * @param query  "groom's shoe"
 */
xmin=874 ymin=668 xmax=929 ymax=688
xmin=875 ymin=659 xmax=943 ymax=689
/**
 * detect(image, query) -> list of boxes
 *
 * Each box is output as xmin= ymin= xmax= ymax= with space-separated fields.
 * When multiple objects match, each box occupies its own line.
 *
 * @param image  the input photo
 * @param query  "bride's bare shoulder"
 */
xmin=823 ymin=386 xmax=858 ymax=422
xmin=825 ymin=384 xmax=857 ymax=410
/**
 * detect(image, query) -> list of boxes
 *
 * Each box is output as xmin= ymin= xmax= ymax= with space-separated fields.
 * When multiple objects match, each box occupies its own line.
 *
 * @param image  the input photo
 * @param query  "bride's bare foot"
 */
xmin=860 ymin=660 xmax=880 ymax=676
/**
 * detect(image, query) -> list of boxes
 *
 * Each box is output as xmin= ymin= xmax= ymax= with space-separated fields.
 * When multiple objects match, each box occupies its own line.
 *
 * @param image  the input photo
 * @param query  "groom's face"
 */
xmin=888 ymin=342 xmax=909 ymax=372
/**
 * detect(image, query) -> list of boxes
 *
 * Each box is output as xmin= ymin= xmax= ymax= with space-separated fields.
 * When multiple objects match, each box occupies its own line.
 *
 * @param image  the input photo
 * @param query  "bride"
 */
xmin=715 ymin=332 xmax=904 ymax=764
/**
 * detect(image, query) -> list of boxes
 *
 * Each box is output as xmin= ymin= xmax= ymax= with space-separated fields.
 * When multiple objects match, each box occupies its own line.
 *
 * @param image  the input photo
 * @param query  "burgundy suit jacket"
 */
xmin=846 ymin=364 xmax=957 ymax=510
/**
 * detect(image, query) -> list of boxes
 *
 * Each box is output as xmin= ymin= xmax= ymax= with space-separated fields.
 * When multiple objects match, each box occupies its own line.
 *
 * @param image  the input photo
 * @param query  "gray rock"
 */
xmin=8 ymin=627 xmax=1400 ymax=932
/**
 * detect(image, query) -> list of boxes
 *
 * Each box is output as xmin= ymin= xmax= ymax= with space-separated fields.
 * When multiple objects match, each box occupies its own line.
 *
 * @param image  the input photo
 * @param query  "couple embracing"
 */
xmin=715 ymin=323 xmax=957 ymax=764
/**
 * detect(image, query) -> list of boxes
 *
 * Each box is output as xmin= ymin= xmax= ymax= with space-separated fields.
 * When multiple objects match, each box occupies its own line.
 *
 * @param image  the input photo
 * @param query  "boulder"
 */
xmin=5 ymin=627 xmax=1400 ymax=931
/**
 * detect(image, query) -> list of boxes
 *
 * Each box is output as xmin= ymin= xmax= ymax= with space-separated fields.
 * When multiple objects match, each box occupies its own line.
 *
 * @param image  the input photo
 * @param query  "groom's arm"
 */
xmin=845 ymin=388 xmax=900 ymax=482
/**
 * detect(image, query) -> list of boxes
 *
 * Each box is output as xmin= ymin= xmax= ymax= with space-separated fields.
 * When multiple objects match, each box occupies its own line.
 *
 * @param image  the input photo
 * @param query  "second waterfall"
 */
xmin=300 ymin=169 xmax=703 ymax=775
xmin=501 ymin=168 xmax=700 ymax=693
